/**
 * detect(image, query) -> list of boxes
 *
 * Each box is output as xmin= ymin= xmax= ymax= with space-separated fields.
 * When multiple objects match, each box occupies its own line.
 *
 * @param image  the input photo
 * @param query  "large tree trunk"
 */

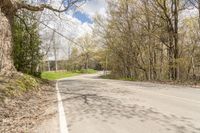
xmin=0 ymin=7 xmax=16 ymax=75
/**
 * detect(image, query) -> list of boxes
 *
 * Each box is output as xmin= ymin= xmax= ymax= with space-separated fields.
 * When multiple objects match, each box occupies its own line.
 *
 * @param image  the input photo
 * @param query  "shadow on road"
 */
xmin=43 ymin=79 xmax=200 ymax=133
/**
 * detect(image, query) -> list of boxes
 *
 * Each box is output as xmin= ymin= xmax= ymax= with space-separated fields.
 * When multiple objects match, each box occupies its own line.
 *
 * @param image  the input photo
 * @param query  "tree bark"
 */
xmin=0 ymin=5 xmax=16 ymax=75
xmin=168 ymin=35 xmax=174 ymax=80
xmin=173 ymin=0 xmax=179 ymax=80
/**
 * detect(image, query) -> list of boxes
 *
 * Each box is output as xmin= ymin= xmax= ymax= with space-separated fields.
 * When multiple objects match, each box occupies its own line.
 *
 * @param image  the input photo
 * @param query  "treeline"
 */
xmin=94 ymin=0 xmax=200 ymax=81
xmin=66 ymin=34 xmax=102 ymax=71
xmin=41 ymin=33 xmax=102 ymax=72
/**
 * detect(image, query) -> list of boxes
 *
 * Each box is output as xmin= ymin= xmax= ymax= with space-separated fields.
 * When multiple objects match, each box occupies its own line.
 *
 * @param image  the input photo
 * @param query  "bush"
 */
xmin=13 ymin=11 xmax=42 ymax=77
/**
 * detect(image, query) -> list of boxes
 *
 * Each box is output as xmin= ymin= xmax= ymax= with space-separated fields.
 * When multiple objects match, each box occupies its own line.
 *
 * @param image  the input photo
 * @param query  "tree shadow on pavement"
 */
xmin=45 ymin=79 xmax=200 ymax=133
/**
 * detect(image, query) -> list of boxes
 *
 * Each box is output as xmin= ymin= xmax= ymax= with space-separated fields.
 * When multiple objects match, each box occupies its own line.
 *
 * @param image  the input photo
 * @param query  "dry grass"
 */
xmin=0 ymin=73 xmax=56 ymax=132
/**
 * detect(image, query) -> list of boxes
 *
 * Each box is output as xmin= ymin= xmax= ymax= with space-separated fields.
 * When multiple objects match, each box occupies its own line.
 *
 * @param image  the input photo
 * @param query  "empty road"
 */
xmin=36 ymin=73 xmax=200 ymax=133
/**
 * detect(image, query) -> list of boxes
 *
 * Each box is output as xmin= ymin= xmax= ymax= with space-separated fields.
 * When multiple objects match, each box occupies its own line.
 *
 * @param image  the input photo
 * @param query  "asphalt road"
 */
xmin=36 ymin=73 xmax=200 ymax=133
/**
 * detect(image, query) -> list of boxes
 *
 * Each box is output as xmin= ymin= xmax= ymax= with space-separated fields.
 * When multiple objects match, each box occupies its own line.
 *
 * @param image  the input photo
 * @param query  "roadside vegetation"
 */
xmin=0 ymin=72 xmax=55 ymax=133
xmin=93 ymin=0 xmax=200 ymax=84
xmin=100 ymin=73 xmax=136 ymax=81
xmin=41 ymin=69 xmax=97 ymax=80
xmin=0 ymin=74 xmax=39 ymax=102
xmin=0 ymin=10 xmax=42 ymax=102
xmin=13 ymin=11 xmax=42 ymax=77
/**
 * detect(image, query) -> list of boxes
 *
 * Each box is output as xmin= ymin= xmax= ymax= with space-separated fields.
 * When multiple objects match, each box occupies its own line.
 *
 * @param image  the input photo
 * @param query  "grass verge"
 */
xmin=0 ymin=73 xmax=40 ymax=103
xmin=41 ymin=69 xmax=97 ymax=80
xmin=72 ymin=69 xmax=97 ymax=74
xmin=100 ymin=74 xmax=200 ymax=87
xmin=41 ymin=71 xmax=80 ymax=80
xmin=100 ymin=74 xmax=136 ymax=81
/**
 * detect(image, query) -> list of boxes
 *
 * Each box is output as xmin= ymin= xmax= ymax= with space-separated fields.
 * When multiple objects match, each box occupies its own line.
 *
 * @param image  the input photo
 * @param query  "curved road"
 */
xmin=36 ymin=73 xmax=200 ymax=133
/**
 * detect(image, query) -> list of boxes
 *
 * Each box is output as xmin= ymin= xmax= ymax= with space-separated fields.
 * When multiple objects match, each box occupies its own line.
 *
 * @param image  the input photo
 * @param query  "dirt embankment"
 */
xmin=0 ymin=73 xmax=57 ymax=133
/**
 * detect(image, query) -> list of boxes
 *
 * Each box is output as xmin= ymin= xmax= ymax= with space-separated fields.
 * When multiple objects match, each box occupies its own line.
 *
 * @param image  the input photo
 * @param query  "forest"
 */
xmin=92 ymin=0 xmax=200 ymax=81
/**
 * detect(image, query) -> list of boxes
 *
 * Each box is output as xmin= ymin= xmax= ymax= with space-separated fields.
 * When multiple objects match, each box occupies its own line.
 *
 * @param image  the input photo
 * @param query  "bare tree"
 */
xmin=93 ymin=0 xmax=200 ymax=81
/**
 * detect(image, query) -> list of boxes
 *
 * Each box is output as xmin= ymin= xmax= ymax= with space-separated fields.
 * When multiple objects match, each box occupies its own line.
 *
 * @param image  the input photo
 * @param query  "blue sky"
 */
xmin=73 ymin=11 xmax=93 ymax=24
xmin=72 ymin=0 xmax=106 ymax=24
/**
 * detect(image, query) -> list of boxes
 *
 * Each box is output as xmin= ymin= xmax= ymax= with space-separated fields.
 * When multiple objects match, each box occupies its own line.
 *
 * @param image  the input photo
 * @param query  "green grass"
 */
xmin=0 ymin=73 xmax=40 ymax=100
xmin=41 ymin=71 xmax=80 ymax=80
xmin=73 ymin=69 xmax=97 ymax=74
xmin=41 ymin=69 xmax=97 ymax=80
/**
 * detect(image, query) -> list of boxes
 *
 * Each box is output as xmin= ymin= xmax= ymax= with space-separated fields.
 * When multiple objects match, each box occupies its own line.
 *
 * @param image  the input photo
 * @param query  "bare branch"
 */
xmin=16 ymin=0 xmax=85 ymax=12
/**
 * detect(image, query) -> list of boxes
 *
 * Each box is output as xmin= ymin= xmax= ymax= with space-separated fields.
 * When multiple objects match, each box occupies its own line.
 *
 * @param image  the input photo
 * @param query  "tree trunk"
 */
xmin=168 ymin=35 xmax=174 ymax=80
xmin=198 ymin=0 xmax=200 ymax=29
xmin=0 ymin=8 xmax=16 ymax=75
xmin=173 ymin=0 xmax=179 ymax=80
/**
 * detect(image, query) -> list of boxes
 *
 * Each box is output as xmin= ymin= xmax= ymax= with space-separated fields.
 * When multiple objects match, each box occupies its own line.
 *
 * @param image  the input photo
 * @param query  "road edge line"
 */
xmin=56 ymin=80 xmax=69 ymax=133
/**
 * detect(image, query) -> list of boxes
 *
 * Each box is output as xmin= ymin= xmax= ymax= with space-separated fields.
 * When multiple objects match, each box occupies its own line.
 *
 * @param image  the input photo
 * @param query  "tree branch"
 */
xmin=16 ymin=0 xmax=85 ymax=12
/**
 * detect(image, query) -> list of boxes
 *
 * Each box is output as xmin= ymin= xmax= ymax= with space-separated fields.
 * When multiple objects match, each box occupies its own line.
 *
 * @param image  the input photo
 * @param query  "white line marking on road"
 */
xmin=56 ymin=81 xmax=69 ymax=133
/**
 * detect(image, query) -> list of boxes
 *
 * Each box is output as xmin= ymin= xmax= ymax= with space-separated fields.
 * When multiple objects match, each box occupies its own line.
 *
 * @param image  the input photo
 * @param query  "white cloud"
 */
xmin=39 ymin=0 xmax=107 ymax=61
xmin=79 ymin=0 xmax=107 ymax=17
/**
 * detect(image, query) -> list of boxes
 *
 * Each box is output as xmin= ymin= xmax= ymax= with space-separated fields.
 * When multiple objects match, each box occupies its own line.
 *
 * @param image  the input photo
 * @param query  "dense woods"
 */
xmin=94 ymin=0 xmax=200 ymax=81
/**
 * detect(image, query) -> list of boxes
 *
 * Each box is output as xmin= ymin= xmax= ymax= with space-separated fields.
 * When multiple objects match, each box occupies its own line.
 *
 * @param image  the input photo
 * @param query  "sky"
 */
xmin=38 ymin=0 xmax=197 ymax=61
xmin=39 ymin=0 xmax=107 ymax=61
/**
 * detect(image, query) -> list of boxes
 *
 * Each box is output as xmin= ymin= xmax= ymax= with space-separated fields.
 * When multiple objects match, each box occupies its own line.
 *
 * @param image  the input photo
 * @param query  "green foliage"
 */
xmin=80 ymin=69 xmax=97 ymax=74
xmin=41 ymin=69 xmax=97 ymax=80
xmin=13 ymin=11 xmax=42 ymax=77
xmin=1 ymin=74 xmax=39 ymax=97
xmin=73 ymin=69 xmax=97 ymax=74
xmin=41 ymin=71 xmax=80 ymax=80
xmin=66 ymin=35 xmax=101 ymax=71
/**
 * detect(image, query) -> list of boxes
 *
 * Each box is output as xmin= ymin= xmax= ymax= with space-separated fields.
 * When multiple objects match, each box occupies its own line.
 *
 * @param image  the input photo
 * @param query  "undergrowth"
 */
xmin=0 ymin=73 xmax=40 ymax=103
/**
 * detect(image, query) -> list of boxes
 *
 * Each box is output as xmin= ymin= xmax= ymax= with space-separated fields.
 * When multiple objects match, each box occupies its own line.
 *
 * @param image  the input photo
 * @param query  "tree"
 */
xmin=77 ymin=34 xmax=96 ymax=70
xmin=150 ymin=0 xmax=181 ymax=80
xmin=65 ymin=34 xmax=101 ymax=71
xmin=187 ymin=0 xmax=200 ymax=28
xmin=94 ymin=0 xmax=200 ymax=81
xmin=0 ymin=0 xmax=84 ymax=75
xmin=13 ymin=10 xmax=42 ymax=77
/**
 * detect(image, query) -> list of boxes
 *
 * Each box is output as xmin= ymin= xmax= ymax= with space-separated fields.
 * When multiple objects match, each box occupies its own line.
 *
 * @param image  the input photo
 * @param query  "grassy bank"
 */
xmin=41 ymin=69 xmax=97 ymax=80
xmin=0 ymin=73 xmax=41 ymax=103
